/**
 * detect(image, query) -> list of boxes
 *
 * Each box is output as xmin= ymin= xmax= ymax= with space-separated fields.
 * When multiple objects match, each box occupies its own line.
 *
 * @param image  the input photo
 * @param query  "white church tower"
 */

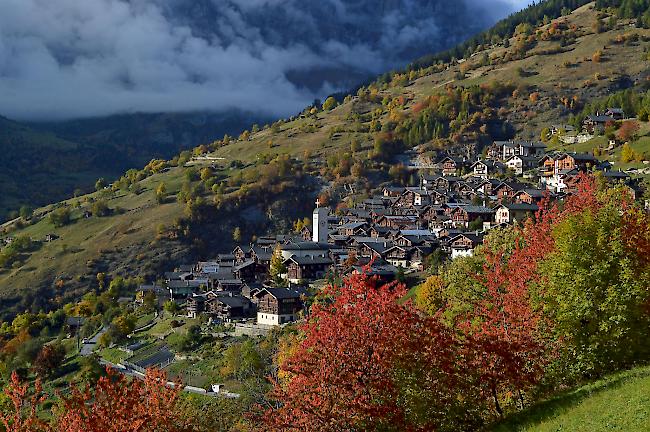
xmin=312 ymin=199 xmax=329 ymax=244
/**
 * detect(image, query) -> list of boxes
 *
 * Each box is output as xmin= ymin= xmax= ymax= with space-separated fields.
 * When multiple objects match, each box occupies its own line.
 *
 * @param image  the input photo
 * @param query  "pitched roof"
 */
xmin=359 ymin=241 xmax=392 ymax=254
xmin=459 ymin=205 xmax=494 ymax=214
xmin=450 ymin=232 xmax=484 ymax=244
xmin=603 ymin=170 xmax=630 ymax=179
xmin=586 ymin=114 xmax=614 ymax=123
xmin=516 ymin=188 xmax=545 ymax=198
xmin=498 ymin=203 xmax=539 ymax=212
xmin=286 ymin=255 xmax=333 ymax=266
xmin=233 ymin=260 xmax=256 ymax=271
xmin=281 ymin=241 xmax=330 ymax=251
xmin=563 ymin=152 xmax=597 ymax=162
xmin=212 ymin=295 xmax=249 ymax=308
xmin=339 ymin=222 xmax=367 ymax=230
xmin=258 ymin=288 xmax=302 ymax=300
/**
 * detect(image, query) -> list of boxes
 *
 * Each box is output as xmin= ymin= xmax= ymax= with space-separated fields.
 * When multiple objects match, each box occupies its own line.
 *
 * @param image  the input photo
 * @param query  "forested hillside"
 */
xmin=0 ymin=112 xmax=260 ymax=222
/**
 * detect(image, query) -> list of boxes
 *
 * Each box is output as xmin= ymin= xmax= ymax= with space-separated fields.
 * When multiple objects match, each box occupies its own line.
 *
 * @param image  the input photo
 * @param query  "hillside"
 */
xmin=0 ymin=0 xmax=507 ymax=223
xmin=0 ymin=116 xmax=107 ymax=219
xmin=0 ymin=111 xmax=260 ymax=222
xmin=493 ymin=366 xmax=650 ymax=431
xmin=0 ymin=1 xmax=649 ymax=317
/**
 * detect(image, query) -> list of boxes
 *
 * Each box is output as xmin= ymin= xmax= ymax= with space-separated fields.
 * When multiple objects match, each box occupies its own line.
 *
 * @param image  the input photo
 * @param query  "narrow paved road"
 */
xmin=80 ymin=326 xmax=109 ymax=356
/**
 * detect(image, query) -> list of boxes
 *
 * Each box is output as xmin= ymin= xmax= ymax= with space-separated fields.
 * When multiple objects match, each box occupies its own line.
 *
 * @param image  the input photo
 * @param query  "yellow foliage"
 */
xmin=415 ymin=275 xmax=445 ymax=315
xmin=592 ymin=50 xmax=602 ymax=63
xmin=275 ymin=333 xmax=302 ymax=384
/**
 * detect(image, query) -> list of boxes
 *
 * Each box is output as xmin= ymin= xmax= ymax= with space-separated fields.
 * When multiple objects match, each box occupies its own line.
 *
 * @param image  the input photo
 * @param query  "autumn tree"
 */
xmin=0 ymin=372 xmax=50 ymax=432
xmin=617 ymin=120 xmax=640 ymax=142
xmin=255 ymin=273 xmax=483 ymax=431
xmin=322 ymin=96 xmax=338 ymax=111
xmin=155 ymin=182 xmax=167 ymax=204
xmin=91 ymin=200 xmax=110 ymax=217
xmin=269 ymin=246 xmax=287 ymax=287
xmin=621 ymin=142 xmax=635 ymax=162
xmin=425 ymin=178 xmax=605 ymax=415
xmin=199 ymin=167 xmax=212 ymax=182
xmin=32 ymin=343 xmax=66 ymax=378
xmin=96 ymin=272 xmax=106 ymax=290
xmin=292 ymin=217 xmax=311 ymax=233
xmin=415 ymin=275 xmax=444 ymax=314
xmin=95 ymin=178 xmax=107 ymax=191
xmin=2 ymin=368 xmax=192 ymax=432
xmin=232 ymin=227 xmax=242 ymax=243
xmin=60 ymin=368 xmax=190 ymax=432
xmin=538 ymin=186 xmax=650 ymax=379
xmin=592 ymin=50 xmax=602 ymax=63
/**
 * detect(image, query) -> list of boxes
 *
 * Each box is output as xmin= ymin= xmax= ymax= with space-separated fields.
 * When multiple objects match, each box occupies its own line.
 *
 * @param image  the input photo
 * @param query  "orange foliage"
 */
xmin=0 ymin=373 xmax=49 ymax=432
xmin=411 ymin=100 xmax=428 ymax=114
xmin=1 ymin=368 xmax=190 ymax=432
xmin=592 ymin=50 xmax=602 ymax=63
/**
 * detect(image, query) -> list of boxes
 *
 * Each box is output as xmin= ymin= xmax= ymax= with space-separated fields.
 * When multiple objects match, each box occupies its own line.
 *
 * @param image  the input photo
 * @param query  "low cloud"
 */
xmin=0 ymin=0 xmax=525 ymax=121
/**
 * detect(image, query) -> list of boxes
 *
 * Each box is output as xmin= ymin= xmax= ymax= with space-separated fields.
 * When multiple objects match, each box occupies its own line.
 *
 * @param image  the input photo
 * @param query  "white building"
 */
xmin=312 ymin=206 xmax=329 ymax=243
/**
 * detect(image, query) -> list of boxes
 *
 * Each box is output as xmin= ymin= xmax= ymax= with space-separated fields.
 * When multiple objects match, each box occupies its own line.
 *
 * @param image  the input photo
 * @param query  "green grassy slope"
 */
xmin=492 ymin=366 xmax=650 ymax=431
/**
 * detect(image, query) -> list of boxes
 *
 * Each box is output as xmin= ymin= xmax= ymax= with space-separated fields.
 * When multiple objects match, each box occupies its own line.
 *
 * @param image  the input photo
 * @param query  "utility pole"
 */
xmin=76 ymin=317 xmax=81 ymax=351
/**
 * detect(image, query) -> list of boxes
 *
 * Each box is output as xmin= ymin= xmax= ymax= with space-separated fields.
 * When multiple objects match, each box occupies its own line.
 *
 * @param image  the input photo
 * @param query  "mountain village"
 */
xmin=133 ymin=109 xmax=640 ymax=342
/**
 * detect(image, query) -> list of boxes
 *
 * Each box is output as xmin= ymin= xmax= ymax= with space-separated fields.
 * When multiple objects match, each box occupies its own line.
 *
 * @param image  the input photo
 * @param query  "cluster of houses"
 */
xmin=582 ymin=107 xmax=626 ymax=134
xmin=136 ymin=135 xmax=638 ymax=328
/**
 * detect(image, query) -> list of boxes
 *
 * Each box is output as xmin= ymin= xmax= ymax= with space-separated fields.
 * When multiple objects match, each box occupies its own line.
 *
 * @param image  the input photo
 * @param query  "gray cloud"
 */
xmin=0 ymin=0 xmax=526 ymax=121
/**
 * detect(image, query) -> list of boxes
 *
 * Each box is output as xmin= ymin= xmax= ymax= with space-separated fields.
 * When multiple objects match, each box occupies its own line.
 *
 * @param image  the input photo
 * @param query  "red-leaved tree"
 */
xmin=617 ymin=120 xmax=640 ymax=142
xmin=254 ymin=272 xmax=483 ymax=432
xmin=1 ymin=368 xmax=191 ymax=432
xmin=0 ymin=372 xmax=50 ymax=432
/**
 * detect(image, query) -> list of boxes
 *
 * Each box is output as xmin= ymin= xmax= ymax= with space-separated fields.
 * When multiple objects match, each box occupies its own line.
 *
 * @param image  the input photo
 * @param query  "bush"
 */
xmin=49 ymin=207 xmax=72 ymax=227
xmin=91 ymin=200 xmax=110 ymax=217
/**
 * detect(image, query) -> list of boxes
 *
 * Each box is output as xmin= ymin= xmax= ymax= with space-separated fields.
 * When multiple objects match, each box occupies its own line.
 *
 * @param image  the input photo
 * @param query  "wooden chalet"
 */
xmin=495 ymin=203 xmax=539 ymax=224
xmin=233 ymin=260 xmax=267 ymax=283
xmin=375 ymin=215 xmax=419 ymax=230
xmin=284 ymin=255 xmax=333 ymax=283
xmin=450 ymin=232 xmax=484 ymax=259
xmin=470 ymin=159 xmax=505 ymax=179
xmin=255 ymin=288 xmax=303 ymax=326
xmin=439 ymin=156 xmax=464 ymax=176
xmin=513 ymin=188 xmax=546 ymax=205
xmin=450 ymin=205 xmax=494 ymax=228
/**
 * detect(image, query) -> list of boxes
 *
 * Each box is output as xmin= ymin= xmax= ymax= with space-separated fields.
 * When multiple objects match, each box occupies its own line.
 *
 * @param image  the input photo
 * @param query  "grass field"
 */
xmin=492 ymin=366 xmax=650 ymax=432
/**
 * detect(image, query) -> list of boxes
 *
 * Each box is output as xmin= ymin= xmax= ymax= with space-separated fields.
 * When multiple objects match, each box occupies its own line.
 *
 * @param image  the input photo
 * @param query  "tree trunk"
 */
xmin=492 ymin=385 xmax=503 ymax=418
